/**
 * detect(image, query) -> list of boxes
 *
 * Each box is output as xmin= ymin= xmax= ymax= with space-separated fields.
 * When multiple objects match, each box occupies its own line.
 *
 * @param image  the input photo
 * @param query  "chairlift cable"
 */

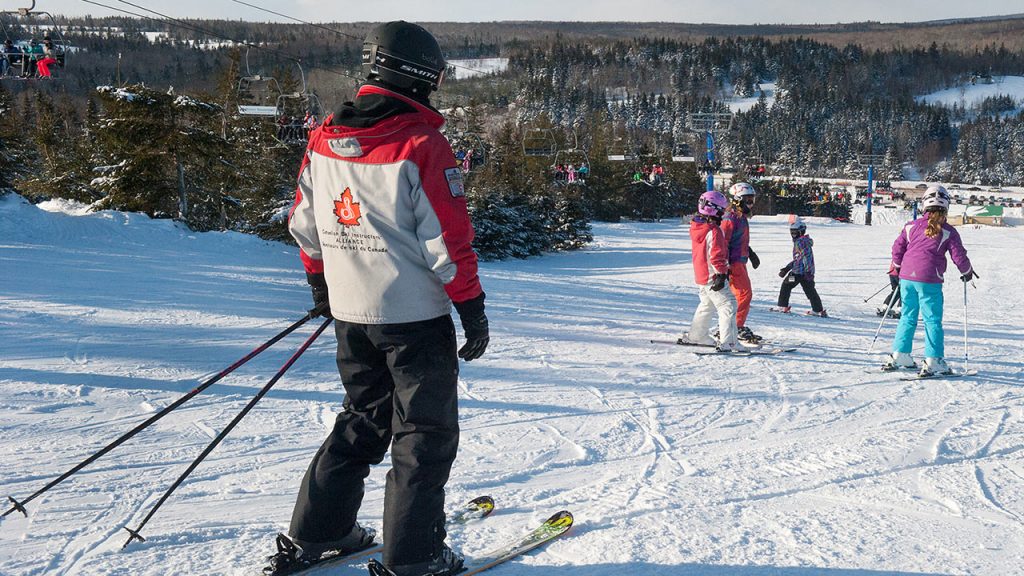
xmin=78 ymin=0 xmax=361 ymax=84
xmin=223 ymin=0 xmax=499 ymax=78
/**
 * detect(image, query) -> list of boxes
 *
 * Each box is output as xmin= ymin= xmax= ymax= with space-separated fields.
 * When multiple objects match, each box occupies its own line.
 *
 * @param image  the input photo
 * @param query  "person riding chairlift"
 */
xmin=36 ymin=39 xmax=59 ymax=79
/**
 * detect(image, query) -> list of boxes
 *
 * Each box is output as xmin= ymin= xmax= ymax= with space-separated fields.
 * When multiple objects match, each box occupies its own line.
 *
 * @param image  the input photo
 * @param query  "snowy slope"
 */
xmin=2 ymin=193 xmax=1024 ymax=576
xmin=916 ymin=76 xmax=1024 ymax=110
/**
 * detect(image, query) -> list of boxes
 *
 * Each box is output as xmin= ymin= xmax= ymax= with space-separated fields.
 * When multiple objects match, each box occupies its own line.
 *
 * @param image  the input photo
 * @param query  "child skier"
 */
xmin=776 ymin=219 xmax=827 ymax=316
xmin=686 ymin=190 xmax=739 ymax=351
xmin=722 ymin=182 xmax=761 ymax=343
xmin=882 ymin=185 xmax=976 ymax=376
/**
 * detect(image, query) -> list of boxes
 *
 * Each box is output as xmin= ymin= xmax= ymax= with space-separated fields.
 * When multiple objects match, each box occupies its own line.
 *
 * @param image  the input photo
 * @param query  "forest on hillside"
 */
xmin=2 ymin=15 xmax=1024 ymax=257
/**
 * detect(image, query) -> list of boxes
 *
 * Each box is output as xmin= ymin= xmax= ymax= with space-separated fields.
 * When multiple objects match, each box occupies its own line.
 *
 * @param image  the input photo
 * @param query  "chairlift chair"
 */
xmin=1 ymin=1 xmax=68 ymax=80
xmin=671 ymin=142 xmax=695 ymax=163
xmin=606 ymin=136 xmax=636 ymax=161
xmin=522 ymin=127 xmax=557 ymax=157
xmin=237 ymin=75 xmax=282 ymax=116
xmin=449 ymin=131 xmax=486 ymax=173
xmin=445 ymin=107 xmax=487 ymax=173
xmin=236 ymin=48 xmax=283 ymax=116
xmin=552 ymin=147 xmax=591 ymax=185
xmin=274 ymin=90 xmax=324 ymax=146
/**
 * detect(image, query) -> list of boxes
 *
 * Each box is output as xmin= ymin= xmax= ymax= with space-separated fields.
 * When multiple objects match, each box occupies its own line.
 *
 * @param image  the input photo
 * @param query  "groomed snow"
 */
xmin=447 ymin=58 xmax=510 ymax=80
xmin=916 ymin=76 xmax=1024 ymax=110
xmin=2 ymin=193 xmax=1023 ymax=575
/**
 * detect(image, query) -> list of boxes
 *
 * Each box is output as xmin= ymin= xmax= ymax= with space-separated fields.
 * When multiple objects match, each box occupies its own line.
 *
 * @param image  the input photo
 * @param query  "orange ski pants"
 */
xmin=729 ymin=261 xmax=752 ymax=328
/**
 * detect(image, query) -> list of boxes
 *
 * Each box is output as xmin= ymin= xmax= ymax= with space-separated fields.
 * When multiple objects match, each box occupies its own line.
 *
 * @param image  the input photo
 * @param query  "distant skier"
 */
xmin=686 ymin=190 xmax=739 ymax=351
xmin=882 ymin=185 xmax=976 ymax=376
xmin=721 ymin=182 xmax=761 ymax=342
xmin=775 ymin=219 xmax=826 ymax=317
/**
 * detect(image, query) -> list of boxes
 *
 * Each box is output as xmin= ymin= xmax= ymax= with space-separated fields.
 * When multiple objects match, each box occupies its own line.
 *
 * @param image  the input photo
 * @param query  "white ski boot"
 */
xmin=919 ymin=357 xmax=953 ymax=377
xmin=881 ymin=352 xmax=916 ymax=371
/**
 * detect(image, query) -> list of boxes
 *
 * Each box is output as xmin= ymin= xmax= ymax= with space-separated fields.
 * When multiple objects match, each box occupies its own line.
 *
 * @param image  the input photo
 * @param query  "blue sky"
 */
xmin=20 ymin=0 xmax=1024 ymax=24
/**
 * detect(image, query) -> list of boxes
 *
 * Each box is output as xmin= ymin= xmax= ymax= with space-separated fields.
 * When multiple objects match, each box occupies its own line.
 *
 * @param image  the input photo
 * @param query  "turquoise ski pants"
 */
xmin=892 ymin=279 xmax=945 ymax=359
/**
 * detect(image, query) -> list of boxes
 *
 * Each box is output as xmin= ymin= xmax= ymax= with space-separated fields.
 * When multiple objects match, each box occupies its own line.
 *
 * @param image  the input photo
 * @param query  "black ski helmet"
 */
xmin=362 ymin=21 xmax=446 ymax=95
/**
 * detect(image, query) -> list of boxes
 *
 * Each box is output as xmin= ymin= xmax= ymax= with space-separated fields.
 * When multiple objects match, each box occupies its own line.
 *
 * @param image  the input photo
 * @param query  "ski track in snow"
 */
xmin=3 ymin=195 xmax=1024 ymax=575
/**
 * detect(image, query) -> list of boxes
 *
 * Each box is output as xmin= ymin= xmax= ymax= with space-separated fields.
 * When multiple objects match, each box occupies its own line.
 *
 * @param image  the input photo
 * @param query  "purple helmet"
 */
xmin=697 ymin=190 xmax=728 ymax=218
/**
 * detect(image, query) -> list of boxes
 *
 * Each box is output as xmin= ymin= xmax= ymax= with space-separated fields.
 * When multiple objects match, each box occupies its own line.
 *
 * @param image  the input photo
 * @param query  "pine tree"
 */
xmin=16 ymin=91 xmax=97 ymax=203
xmin=91 ymin=83 xmax=231 ymax=226
xmin=0 ymin=84 xmax=31 ymax=194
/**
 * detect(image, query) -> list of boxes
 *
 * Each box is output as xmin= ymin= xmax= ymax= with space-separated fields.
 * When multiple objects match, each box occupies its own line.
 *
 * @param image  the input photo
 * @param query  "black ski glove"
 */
xmin=454 ymin=292 xmax=489 ymax=362
xmin=709 ymin=273 xmax=728 ymax=292
xmin=307 ymin=272 xmax=331 ymax=318
xmin=960 ymin=270 xmax=979 ymax=283
xmin=748 ymin=248 xmax=760 ymax=269
xmin=778 ymin=263 xmax=793 ymax=278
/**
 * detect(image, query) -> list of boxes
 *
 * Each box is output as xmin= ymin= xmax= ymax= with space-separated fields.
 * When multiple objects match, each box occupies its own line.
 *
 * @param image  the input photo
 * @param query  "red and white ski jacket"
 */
xmin=690 ymin=217 xmax=729 ymax=285
xmin=288 ymin=85 xmax=482 ymax=323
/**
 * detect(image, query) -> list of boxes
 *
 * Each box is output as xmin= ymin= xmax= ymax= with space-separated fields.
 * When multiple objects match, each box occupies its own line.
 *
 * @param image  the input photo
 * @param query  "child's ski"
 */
xmin=900 ymin=369 xmax=978 ymax=381
xmin=693 ymin=346 xmax=797 ymax=356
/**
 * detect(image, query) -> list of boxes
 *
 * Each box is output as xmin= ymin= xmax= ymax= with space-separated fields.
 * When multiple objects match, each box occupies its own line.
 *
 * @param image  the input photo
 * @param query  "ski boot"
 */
xmin=881 ymin=352 xmax=916 ymax=372
xmin=776 ymin=306 xmax=792 ymax=314
xmin=368 ymin=544 xmax=464 ymax=576
xmin=805 ymin=309 xmax=828 ymax=318
xmin=737 ymin=326 xmax=763 ymax=344
xmin=919 ymin=357 xmax=953 ymax=377
xmin=263 ymin=524 xmax=376 ymax=576
xmin=876 ymin=308 xmax=901 ymax=319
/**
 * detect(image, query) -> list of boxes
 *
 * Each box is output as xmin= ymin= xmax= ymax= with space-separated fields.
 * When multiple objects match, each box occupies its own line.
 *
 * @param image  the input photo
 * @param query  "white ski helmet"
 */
xmin=921 ymin=184 xmax=950 ymax=212
xmin=729 ymin=182 xmax=757 ymax=200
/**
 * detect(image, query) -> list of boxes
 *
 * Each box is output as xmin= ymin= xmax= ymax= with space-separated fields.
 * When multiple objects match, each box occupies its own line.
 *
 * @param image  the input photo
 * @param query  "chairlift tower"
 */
xmin=857 ymin=153 xmax=885 ymax=226
xmin=688 ymin=112 xmax=734 ymax=192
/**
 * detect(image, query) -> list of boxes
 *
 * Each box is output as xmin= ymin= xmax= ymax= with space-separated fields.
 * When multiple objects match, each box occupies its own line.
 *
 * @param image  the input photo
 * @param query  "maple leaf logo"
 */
xmin=333 ymin=187 xmax=362 ymax=226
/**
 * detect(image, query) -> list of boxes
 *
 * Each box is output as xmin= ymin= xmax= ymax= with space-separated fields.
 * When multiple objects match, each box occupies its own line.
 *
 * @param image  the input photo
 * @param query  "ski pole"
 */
xmin=3 ymin=309 xmax=321 ymax=519
xmin=963 ymin=280 xmax=969 ymax=372
xmin=868 ymin=285 xmax=900 ymax=353
xmin=863 ymin=283 xmax=891 ymax=303
xmin=122 ymin=316 xmax=333 ymax=548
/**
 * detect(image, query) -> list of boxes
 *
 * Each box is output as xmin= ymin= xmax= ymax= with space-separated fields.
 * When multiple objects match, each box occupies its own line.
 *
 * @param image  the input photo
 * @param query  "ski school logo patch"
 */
xmin=444 ymin=167 xmax=465 ymax=197
xmin=333 ymin=187 xmax=362 ymax=226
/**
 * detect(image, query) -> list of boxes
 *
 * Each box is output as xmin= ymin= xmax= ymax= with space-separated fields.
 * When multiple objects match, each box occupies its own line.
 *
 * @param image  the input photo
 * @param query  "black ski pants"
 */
xmin=777 ymin=273 xmax=823 ymax=312
xmin=289 ymin=315 xmax=460 ymax=567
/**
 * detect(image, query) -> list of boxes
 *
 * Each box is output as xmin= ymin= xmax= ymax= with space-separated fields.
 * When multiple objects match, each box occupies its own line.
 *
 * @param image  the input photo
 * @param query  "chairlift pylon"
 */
xmin=1 ymin=1 xmax=68 ymax=80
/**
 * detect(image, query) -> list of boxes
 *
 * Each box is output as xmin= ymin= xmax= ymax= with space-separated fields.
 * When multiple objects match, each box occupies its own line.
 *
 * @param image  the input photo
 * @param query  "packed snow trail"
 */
xmin=2 ymin=194 xmax=1023 ymax=575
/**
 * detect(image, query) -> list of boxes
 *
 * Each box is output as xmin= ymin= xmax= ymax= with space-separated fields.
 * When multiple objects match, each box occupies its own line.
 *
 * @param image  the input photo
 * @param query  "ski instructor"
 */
xmin=266 ymin=21 xmax=488 ymax=576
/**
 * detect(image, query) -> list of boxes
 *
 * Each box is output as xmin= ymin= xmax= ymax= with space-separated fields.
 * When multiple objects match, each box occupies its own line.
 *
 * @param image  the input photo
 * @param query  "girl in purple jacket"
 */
xmin=882 ymin=185 xmax=976 ymax=376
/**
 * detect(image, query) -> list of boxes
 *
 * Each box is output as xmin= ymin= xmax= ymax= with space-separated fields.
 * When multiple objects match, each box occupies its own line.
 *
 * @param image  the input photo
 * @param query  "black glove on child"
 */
xmin=454 ymin=292 xmax=489 ymax=362
xmin=709 ymin=273 xmax=728 ymax=292
xmin=307 ymin=272 xmax=331 ymax=318
xmin=960 ymin=270 xmax=979 ymax=283
xmin=748 ymin=248 xmax=760 ymax=269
